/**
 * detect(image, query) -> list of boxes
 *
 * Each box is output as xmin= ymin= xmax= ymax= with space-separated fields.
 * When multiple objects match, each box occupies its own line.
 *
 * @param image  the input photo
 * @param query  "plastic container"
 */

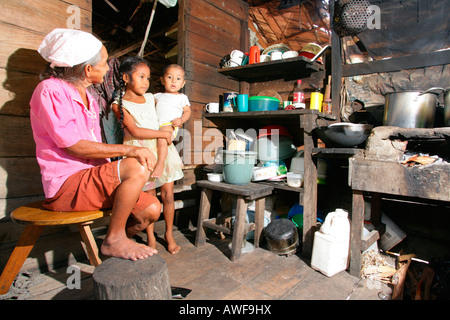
xmin=248 ymin=96 xmax=280 ymax=111
xmin=310 ymin=92 xmax=323 ymax=111
xmin=311 ymin=209 xmax=350 ymax=277
xmin=286 ymin=172 xmax=302 ymax=187
xmin=290 ymin=151 xmax=327 ymax=184
xmin=252 ymin=166 xmax=278 ymax=181
xmin=207 ymin=173 xmax=223 ymax=182
xmin=253 ymin=136 xmax=296 ymax=161
xmin=222 ymin=150 xmax=257 ymax=185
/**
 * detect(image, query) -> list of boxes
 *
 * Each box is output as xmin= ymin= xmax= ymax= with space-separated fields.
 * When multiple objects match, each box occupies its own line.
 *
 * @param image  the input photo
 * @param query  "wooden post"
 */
xmin=349 ymin=189 xmax=364 ymax=277
xmin=301 ymin=112 xmax=318 ymax=256
xmin=93 ymin=256 xmax=171 ymax=300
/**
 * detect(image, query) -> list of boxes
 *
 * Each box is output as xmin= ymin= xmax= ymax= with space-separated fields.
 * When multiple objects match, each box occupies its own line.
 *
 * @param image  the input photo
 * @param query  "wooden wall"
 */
xmin=177 ymin=0 xmax=248 ymax=173
xmin=0 ymin=0 xmax=93 ymax=271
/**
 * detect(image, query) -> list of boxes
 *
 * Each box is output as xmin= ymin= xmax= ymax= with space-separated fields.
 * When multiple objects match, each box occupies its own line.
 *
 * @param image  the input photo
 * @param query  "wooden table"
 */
xmin=348 ymin=157 xmax=450 ymax=276
xmin=195 ymin=180 xmax=273 ymax=261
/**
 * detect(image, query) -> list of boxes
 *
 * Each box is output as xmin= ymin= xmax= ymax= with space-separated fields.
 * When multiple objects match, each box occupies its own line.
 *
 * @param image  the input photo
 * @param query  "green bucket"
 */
xmin=222 ymin=150 xmax=257 ymax=185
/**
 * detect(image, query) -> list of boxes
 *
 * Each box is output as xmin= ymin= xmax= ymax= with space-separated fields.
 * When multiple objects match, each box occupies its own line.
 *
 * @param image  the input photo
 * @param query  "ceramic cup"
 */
xmin=205 ymin=102 xmax=219 ymax=113
xmin=230 ymin=50 xmax=245 ymax=66
xmin=237 ymin=94 xmax=248 ymax=112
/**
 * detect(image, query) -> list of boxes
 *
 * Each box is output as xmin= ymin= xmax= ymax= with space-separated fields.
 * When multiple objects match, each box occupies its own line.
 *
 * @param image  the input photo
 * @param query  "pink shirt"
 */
xmin=30 ymin=78 xmax=108 ymax=198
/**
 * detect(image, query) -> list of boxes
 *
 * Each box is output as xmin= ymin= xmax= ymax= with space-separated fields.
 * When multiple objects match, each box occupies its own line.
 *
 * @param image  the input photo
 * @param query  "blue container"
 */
xmin=248 ymin=96 xmax=280 ymax=111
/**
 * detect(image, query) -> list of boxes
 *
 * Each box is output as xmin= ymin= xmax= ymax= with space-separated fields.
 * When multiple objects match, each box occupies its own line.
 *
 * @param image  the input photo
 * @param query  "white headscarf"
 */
xmin=38 ymin=28 xmax=103 ymax=68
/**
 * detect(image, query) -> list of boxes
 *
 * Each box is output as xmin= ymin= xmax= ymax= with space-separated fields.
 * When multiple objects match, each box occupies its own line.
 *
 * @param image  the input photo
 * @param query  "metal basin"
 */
xmin=315 ymin=123 xmax=373 ymax=148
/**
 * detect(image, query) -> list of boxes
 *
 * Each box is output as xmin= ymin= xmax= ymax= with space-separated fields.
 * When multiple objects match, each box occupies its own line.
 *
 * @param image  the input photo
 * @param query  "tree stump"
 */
xmin=92 ymin=255 xmax=171 ymax=300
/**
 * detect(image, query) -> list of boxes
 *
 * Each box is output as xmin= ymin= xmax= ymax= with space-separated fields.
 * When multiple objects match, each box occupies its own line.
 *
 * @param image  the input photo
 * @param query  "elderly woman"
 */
xmin=30 ymin=28 xmax=160 ymax=261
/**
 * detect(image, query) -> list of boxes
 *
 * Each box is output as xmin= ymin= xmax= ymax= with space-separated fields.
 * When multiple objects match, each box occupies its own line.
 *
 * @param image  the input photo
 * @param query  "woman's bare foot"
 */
xmin=164 ymin=232 xmax=180 ymax=254
xmin=101 ymin=235 xmax=157 ymax=261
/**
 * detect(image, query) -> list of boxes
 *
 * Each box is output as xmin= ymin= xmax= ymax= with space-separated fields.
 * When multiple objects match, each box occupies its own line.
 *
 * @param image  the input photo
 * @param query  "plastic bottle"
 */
xmin=311 ymin=208 xmax=350 ymax=277
xmin=293 ymin=80 xmax=305 ymax=109
xmin=249 ymin=46 xmax=260 ymax=64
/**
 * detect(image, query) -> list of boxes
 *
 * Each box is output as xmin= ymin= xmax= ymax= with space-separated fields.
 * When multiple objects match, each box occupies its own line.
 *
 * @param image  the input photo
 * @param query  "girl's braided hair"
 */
xmin=117 ymin=56 xmax=151 ymax=131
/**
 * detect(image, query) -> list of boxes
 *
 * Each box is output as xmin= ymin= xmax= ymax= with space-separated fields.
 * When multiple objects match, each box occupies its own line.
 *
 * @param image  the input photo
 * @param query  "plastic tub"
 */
xmin=207 ymin=173 xmax=223 ymax=182
xmin=248 ymin=96 xmax=280 ymax=111
xmin=286 ymin=172 xmax=302 ymax=187
xmin=222 ymin=150 xmax=257 ymax=185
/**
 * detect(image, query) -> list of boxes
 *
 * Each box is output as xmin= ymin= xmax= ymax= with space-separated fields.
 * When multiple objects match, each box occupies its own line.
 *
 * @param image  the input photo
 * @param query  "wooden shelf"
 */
xmin=218 ymin=56 xmax=324 ymax=82
xmin=204 ymin=109 xmax=336 ymax=120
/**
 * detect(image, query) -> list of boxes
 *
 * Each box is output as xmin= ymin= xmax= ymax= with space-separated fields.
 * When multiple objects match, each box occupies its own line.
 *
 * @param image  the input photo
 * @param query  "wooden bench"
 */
xmin=0 ymin=201 xmax=110 ymax=295
xmin=195 ymin=180 xmax=273 ymax=261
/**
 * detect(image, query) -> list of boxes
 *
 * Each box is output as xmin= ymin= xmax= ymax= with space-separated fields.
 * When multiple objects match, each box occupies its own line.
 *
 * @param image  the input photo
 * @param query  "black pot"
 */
xmin=264 ymin=219 xmax=299 ymax=255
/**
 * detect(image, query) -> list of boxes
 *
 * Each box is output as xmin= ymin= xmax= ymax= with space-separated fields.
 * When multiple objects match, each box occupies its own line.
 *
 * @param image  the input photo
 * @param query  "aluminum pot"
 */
xmin=383 ymin=88 xmax=442 ymax=128
xmin=264 ymin=219 xmax=298 ymax=256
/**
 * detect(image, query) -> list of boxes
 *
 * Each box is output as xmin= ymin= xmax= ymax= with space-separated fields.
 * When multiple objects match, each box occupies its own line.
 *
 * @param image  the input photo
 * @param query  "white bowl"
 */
xmin=207 ymin=173 xmax=223 ymax=182
xmin=282 ymin=51 xmax=299 ymax=59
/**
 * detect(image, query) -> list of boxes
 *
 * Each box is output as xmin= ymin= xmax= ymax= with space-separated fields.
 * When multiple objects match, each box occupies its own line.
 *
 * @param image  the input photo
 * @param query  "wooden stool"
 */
xmin=0 ymin=201 xmax=110 ymax=295
xmin=195 ymin=180 xmax=273 ymax=261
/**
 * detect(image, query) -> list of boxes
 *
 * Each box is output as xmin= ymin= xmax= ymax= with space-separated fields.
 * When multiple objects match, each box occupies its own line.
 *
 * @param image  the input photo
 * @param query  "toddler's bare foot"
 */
xmin=165 ymin=233 xmax=180 ymax=254
xmin=101 ymin=235 xmax=157 ymax=261
xmin=151 ymin=163 xmax=164 ymax=178
xmin=147 ymin=231 xmax=157 ymax=250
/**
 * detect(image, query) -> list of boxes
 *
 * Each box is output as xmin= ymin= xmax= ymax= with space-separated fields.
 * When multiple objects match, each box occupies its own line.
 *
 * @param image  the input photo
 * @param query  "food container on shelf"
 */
xmin=207 ymin=173 xmax=223 ymax=182
xmin=252 ymin=166 xmax=278 ymax=181
xmin=286 ymin=172 xmax=303 ymax=188
xmin=248 ymin=96 xmax=280 ymax=111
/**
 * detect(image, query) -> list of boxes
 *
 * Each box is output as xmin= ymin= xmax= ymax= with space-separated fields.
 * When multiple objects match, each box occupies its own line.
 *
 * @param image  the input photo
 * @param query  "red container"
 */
xmin=249 ymin=46 xmax=260 ymax=64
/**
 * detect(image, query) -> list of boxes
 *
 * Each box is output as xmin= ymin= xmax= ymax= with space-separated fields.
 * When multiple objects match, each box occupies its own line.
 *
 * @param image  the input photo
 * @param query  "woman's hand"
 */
xmin=127 ymin=146 xmax=157 ymax=172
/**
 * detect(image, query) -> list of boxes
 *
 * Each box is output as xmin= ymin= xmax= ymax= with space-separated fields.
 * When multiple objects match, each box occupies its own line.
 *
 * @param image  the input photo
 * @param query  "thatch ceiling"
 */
xmin=246 ymin=0 xmax=331 ymax=51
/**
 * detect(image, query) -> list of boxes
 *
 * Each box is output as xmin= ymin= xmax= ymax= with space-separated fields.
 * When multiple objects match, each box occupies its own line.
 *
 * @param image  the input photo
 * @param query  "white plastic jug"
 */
xmin=311 ymin=209 xmax=350 ymax=277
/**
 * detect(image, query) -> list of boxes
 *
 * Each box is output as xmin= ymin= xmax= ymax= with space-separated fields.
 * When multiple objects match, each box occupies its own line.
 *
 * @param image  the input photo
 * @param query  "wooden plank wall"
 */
xmin=178 ymin=0 xmax=248 ymax=175
xmin=0 ymin=0 xmax=93 ymax=270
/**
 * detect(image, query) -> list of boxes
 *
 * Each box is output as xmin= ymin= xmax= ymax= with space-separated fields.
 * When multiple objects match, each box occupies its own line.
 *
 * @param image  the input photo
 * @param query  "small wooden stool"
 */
xmin=0 ymin=201 xmax=110 ymax=295
xmin=195 ymin=180 xmax=273 ymax=261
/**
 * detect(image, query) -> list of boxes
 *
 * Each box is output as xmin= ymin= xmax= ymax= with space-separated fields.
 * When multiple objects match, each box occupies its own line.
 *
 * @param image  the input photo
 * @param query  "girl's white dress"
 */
xmin=120 ymin=93 xmax=184 ymax=190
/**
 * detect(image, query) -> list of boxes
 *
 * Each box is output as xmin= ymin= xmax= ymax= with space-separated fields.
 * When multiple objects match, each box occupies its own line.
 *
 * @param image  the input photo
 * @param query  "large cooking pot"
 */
xmin=264 ymin=219 xmax=298 ymax=256
xmin=445 ymin=88 xmax=450 ymax=127
xmin=383 ymin=88 xmax=442 ymax=128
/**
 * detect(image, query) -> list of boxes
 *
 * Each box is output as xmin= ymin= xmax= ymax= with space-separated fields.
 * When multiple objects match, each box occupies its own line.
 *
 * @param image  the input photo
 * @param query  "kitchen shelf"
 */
xmin=218 ymin=56 xmax=324 ymax=83
xmin=204 ymin=109 xmax=336 ymax=121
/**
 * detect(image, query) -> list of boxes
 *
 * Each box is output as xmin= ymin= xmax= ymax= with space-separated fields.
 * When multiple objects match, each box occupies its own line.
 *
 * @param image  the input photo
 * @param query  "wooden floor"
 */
xmin=0 ymin=220 xmax=389 ymax=300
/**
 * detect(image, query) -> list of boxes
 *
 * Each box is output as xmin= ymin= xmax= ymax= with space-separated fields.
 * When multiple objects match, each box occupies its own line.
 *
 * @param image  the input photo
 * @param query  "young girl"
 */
xmin=112 ymin=56 xmax=184 ymax=254
xmin=153 ymin=64 xmax=191 ymax=178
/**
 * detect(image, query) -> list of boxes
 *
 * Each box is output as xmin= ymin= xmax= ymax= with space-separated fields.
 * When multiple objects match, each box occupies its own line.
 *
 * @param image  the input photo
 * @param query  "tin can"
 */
xmin=223 ymin=92 xmax=238 ymax=112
